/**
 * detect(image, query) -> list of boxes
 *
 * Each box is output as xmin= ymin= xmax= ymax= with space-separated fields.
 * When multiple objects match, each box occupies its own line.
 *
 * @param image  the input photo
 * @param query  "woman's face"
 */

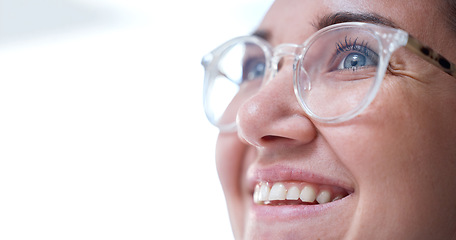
xmin=215 ymin=0 xmax=456 ymax=239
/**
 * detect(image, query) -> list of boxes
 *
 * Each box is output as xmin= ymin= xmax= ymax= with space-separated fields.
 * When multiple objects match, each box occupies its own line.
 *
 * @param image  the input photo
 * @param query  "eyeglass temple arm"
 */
xmin=405 ymin=35 xmax=456 ymax=78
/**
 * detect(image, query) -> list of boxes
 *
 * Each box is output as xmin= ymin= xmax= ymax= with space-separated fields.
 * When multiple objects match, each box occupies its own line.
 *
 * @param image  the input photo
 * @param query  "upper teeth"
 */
xmin=253 ymin=182 xmax=346 ymax=205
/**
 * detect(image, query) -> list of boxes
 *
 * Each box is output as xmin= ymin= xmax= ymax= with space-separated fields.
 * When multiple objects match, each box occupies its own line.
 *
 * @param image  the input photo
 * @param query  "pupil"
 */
xmin=350 ymin=59 xmax=358 ymax=67
xmin=344 ymin=53 xmax=366 ymax=69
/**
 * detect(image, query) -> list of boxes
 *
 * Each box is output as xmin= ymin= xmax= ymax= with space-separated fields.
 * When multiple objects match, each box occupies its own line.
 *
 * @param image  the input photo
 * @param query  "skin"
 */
xmin=215 ymin=0 xmax=456 ymax=239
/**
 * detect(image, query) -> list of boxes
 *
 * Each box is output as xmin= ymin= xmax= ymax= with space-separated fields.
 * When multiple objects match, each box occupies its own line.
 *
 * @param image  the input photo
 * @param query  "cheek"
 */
xmin=325 ymin=77 xmax=456 ymax=182
xmin=216 ymin=134 xmax=245 ymax=195
xmin=215 ymin=133 xmax=251 ymax=238
xmin=321 ymin=78 xmax=456 ymax=236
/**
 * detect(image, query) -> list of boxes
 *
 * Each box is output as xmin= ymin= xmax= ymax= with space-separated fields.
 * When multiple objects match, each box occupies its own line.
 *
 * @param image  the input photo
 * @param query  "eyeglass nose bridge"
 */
xmin=267 ymin=43 xmax=302 ymax=82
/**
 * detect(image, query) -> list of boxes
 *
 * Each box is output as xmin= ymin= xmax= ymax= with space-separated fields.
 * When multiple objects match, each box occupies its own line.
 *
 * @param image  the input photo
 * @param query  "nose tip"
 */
xmin=236 ymin=66 xmax=317 ymax=148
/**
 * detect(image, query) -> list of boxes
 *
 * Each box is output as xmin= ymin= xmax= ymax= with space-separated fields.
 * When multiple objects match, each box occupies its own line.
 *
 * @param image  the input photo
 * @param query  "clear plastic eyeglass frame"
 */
xmin=202 ymin=22 xmax=456 ymax=132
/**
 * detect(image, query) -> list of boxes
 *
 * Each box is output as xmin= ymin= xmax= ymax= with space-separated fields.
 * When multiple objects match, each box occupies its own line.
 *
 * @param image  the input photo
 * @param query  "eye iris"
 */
xmin=246 ymin=62 xmax=265 ymax=80
xmin=344 ymin=53 xmax=366 ymax=68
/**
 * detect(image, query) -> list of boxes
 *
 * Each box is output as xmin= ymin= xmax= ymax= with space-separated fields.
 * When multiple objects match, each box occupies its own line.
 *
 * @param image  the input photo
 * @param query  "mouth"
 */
xmin=246 ymin=166 xmax=356 ymax=224
xmin=253 ymin=181 xmax=351 ymax=206
xmin=248 ymin=166 xmax=354 ymax=208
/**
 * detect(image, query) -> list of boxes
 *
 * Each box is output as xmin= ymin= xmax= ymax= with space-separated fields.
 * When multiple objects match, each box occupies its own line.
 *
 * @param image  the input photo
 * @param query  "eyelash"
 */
xmin=335 ymin=36 xmax=372 ymax=56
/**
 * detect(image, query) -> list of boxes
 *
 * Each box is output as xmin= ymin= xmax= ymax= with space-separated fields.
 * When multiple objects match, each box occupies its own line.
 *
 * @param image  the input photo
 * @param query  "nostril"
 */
xmin=277 ymin=58 xmax=285 ymax=71
xmin=261 ymin=135 xmax=295 ymax=143
xmin=262 ymin=135 xmax=280 ymax=142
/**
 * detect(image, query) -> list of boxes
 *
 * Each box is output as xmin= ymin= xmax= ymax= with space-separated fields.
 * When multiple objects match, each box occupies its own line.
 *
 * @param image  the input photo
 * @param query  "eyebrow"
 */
xmin=314 ymin=12 xmax=398 ymax=30
xmin=252 ymin=12 xmax=398 ymax=42
xmin=251 ymin=11 xmax=456 ymax=78
xmin=252 ymin=30 xmax=270 ymax=41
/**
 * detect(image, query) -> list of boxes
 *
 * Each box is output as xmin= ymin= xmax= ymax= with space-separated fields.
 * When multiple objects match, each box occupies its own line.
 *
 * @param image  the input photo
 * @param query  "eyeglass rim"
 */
xmin=202 ymin=36 xmax=273 ymax=132
xmin=202 ymin=22 xmax=456 ymax=130
xmin=294 ymin=22 xmax=408 ymax=123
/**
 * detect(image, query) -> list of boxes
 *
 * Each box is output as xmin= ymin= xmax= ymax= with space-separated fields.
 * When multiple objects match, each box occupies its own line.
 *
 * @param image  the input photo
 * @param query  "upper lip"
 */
xmin=246 ymin=164 xmax=355 ymax=195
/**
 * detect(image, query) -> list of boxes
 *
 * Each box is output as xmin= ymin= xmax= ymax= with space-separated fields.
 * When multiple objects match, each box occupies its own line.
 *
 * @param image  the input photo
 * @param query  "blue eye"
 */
xmin=333 ymin=38 xmax=379 ymax=71
xmin=338 ymin=52 xmax=375 ymax=70
xmin=243 ymin=59 xmax=265 ymax=81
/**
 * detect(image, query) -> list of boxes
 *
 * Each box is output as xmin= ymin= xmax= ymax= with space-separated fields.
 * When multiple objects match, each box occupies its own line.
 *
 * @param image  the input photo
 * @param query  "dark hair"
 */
xmin=442 ymin=0 xmax=456 ymax=32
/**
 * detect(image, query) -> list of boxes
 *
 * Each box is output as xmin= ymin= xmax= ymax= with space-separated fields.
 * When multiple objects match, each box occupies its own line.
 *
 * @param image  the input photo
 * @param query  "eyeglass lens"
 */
xmin=297 ymin=27 xmax=380 ymax=119
xmin=205 ymin=42 xmax=266 ymax=128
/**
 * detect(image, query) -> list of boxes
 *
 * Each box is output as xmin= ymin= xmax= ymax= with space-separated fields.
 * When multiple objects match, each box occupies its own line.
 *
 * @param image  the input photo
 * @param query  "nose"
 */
xmin=236 ymin=58 xmax=317 ymax=148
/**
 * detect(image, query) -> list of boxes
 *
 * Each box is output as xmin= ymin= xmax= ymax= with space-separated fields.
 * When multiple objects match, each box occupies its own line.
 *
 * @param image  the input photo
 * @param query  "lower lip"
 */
xmin=250 ymin=194 xmax=352 ymax=221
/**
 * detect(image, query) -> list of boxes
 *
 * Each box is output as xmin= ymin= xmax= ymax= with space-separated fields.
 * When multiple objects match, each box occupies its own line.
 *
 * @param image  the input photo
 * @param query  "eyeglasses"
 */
xmin=201 ymin=22 xmax=456 ymax=131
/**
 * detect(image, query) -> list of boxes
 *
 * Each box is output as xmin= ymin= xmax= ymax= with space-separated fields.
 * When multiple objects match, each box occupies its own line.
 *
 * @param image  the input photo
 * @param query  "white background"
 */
xmin=0 ymin=0 xmax=273 ymax=239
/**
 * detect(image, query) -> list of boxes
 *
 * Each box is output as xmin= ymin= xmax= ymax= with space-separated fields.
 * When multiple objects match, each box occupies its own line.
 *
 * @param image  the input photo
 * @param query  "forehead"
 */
xmin=258 ymin=0 xmax=442 ymax=45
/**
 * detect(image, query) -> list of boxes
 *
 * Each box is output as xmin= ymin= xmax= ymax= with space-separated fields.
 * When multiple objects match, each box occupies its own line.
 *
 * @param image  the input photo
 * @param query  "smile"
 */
xmin=253 ymin=182 xmax=350 ymax=205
